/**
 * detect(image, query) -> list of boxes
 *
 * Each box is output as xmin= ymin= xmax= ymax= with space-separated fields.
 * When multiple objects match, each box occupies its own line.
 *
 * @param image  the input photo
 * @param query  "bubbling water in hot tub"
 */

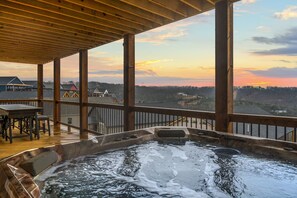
xmin=37 ymin=141 xmax=297 ymax=198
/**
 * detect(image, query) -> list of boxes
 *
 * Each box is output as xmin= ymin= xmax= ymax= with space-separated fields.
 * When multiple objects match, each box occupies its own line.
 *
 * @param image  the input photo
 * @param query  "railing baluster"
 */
xmin=206 ymin=119 xmax=208 ymax=130
xmin=157 ymin=113 xmax=160 ymax=126
xmin=266 ymin=125 xmax=269 ymax=138
xmin=250 ymin=123 xmax=253 ymax=136
xmin=140 ymin=112 xmax=145 ymax=128
xmin=151 ymin=113 xmax=153 ymax=127
xmin=195 ymin=118 xmax=198 ymax=128
xmin=211 ymin=120 xmax=214 ymax=130
xmin=258 ymin=124 xmax=260 ymax=137
xmin=284 ymin=126 xmax=287 ymax=141
xmin=138 ymin=111 xmax=141 ymax=129
xmin=236 ymin=122 xmax=238 ymax=134
xmin=200 ymin=118 xmax=202 ymax=129
xmin=243 ymin=123 xmax=245 ymax=135
xmin=292 ymin=127 xmax=297 ymax=142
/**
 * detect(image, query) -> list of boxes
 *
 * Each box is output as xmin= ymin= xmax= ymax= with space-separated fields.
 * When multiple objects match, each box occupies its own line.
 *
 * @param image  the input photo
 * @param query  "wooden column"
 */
xmin=124 ymin=34 xmax=135 ymax=131
xmin=37 ymin=64 xmax=43 ymax=108
xmin=79 ymin=49 xmax=88 ymax=139
xmin=53 ymin=58 xmax=61 ymax=132
xmin=215 ymin=0 xmax=233 ymax=133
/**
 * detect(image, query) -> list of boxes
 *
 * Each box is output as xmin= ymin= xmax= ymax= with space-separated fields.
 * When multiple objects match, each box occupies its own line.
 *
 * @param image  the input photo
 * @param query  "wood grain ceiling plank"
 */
xmin=0 ymin=2 xmax=120 ymax=40
xmin=180 ymin=0 xmax=204 ymax=11
xmin=38 ymin=0 xmax=144 ymax=32
xmin=63 ymin=0 xmax=154 ymax=28
xmin=0 ymin=23 xmax=102 ymax=45
xmin=0 ymin=14 xmax=116 ymax=42
xmin=6 ymin=0 xmax=126 ymax=35
xmin=94 ymin=0 xmax=167 ymax=25
xmin=120 ymin=0 xmax=179 ymax=21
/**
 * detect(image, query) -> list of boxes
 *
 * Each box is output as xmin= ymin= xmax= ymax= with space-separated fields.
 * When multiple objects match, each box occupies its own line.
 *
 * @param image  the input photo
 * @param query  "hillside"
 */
xmin=92 ymin=83 xmax=297 ymax=117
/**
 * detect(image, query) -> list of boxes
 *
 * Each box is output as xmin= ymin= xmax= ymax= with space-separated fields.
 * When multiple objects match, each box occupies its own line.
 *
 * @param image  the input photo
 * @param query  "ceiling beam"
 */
xmin=94 ymin=0 xmax=168 ymax=25
xmin=6 ymin=0 xmax=126 ymax=35
xmin=0 ymin=23 xmax=102 ymax=45
xmin=0 ymin=2 xmax=122 ymax=39
xmin=0 ymin=30 xmax=94 ymax=49
xmin=36 ymin=0 xmax=140 ymax=32
xmin=67 ymin=0 xmax=160 ymax=27
xmin=120 ymin=0 xmax=179 ymax=21
xmin=149 ymin=0 xmax=188 ymax=17
xmin=180 ymin=0 xmax=204 ymax=11
xmin=37 ymin=0 xmax=144 ymax=31
xmin=0 ymin=14 xmax=117 ymax=42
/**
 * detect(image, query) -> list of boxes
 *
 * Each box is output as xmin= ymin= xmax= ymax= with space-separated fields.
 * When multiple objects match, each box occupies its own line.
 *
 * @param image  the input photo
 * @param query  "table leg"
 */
xmin=9 ymin=118 xmax=12 ymax=144
xmin=20 ymin=119 xmax=23 ymax=134
xmin=35 ymin=112 xmax=40 ymax=139
xmin=29 ymin=116 xmax=33 ymax=141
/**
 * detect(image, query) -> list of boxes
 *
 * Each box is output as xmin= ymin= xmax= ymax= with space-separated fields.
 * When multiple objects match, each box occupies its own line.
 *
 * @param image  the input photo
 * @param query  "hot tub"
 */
xmin=1 ymin=127 xmax=297 ymax=197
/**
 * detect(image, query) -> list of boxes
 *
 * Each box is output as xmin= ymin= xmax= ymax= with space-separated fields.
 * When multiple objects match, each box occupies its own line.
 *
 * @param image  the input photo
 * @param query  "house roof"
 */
xmin=61 ymin=83 xmax=77 ymax=91
xmin=0 ymin=76 xmax=23 ymax=85
xmin=0 ymin=0 xmax=239 ymax=64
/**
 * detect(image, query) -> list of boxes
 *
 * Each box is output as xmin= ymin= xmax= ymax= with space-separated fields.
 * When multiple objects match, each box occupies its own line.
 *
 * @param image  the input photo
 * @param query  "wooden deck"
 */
xmin=0 ymin=124 xmax=95 ymax=159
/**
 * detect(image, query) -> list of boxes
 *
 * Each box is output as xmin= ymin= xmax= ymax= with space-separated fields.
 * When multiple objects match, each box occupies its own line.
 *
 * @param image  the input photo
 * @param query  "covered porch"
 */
xmin=1 ymin=0 xmax=297 ymax=152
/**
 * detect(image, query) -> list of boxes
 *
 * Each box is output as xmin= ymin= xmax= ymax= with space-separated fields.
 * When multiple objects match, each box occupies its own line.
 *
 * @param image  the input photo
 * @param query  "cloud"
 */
xmin=89 ymin=70 xmax=123 ymax=75
xmin=89 ymin=69 xmax=157 ymax=76
xmin=278 ymin=60 xmax=291 ymax=63
xmin=253 ymin=47 xmax=297 ymax=56
xmin=256 ymin=26 xmax=270 ymax=32
xmin=136 ymin=59 xmax=172 ymax=67
xmin=137 ymin=12 xmax=212 ymax=45
xmin=252 ymin=27 xmax=297 ymax=56
xmin=137 ymin=29 xmax=187 ymax=45
xmin=241 ymin=0 xmax=256 ymax=4
xmin=275 ymin=6 xmax=297 ymax=20
xmin=86 ymin=75 xmax=213 ymax=86
xmin=247 ymin=67 xmax=297 ymax=78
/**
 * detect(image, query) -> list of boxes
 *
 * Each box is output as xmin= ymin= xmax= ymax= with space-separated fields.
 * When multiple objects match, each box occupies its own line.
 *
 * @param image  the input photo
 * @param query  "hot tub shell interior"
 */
xmin=1 ymin=127 xmax=297 ymax=197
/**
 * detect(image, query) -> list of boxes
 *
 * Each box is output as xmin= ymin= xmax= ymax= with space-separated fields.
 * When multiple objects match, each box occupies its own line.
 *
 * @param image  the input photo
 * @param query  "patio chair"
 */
xmin=35 ymin=114 xmax=51 ymax=136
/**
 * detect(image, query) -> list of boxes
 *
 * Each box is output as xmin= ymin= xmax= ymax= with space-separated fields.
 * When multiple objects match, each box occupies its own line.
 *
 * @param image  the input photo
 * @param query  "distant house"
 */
xmin=22 ymin=80 xmax=40 ymax=89
xmin=177 ymin=92 xmax=188 ymax=97
xmin=0 ymin=76 xmax=32 ymax=92
xmin=61 ymin=83 xmax=78 ymax=91
xmin=91 ymin=87 xmax=109 ymax=97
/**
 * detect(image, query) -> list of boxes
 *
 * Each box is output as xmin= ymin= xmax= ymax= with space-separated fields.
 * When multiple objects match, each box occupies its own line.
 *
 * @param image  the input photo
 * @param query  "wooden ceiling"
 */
xmin=0 ymin=0 xmax=238 ymax=64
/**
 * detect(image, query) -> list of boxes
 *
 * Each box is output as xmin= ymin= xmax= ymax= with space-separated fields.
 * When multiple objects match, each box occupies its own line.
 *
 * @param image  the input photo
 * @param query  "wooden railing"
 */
xmin=230 ymin=113 xmax=297 ymax=142
xmin=132 ymin=106 xmax=215 ymax=130
xmin=1 ymin=99 xmax=297 ymax=142
xmin=0 ymin=99 xmax=39 ymax=106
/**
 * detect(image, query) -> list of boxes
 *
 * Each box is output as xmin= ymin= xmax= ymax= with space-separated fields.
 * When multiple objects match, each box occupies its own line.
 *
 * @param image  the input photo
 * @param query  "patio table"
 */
xmin=0 ymin=104 xmax=42 ymax=143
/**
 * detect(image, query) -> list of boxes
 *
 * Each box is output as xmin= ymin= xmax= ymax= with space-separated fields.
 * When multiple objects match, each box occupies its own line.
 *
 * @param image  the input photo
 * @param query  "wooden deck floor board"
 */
xmin=0 ymin=125 xmax=94 ymax=159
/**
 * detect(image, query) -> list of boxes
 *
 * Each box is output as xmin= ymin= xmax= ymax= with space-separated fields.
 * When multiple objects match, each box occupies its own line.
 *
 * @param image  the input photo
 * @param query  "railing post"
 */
xmin=79 ymin=49 xmax=88 ymax=139
xmin=215 ymin=0 xmax=233 ymax=133
xmin=123 ymin=34 xmax=135 ymax=131
xmin=37 ymin=64 xmax=43 ymax=108
xmin=53 ymin=58 xmax=61 ymax=132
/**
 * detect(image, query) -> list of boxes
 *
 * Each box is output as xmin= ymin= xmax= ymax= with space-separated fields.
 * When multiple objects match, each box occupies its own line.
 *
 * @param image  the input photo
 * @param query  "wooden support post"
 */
xmin=124 ymin=34 xmax=135 ymax=131
xmin=37 ymin=64 xmax=43 ymax=108
xmin=215 ymin=0 xmax=233 ymax=133
xmin=53 ymin=58 xmax=61 ymax=132
xmin=79 ymin=49 xmax=88 ymax=139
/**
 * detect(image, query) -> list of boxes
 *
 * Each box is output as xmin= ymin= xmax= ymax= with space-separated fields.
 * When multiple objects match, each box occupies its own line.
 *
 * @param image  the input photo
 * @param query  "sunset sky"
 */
xmin=1 ymin=0 xmax=297 ymax=87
